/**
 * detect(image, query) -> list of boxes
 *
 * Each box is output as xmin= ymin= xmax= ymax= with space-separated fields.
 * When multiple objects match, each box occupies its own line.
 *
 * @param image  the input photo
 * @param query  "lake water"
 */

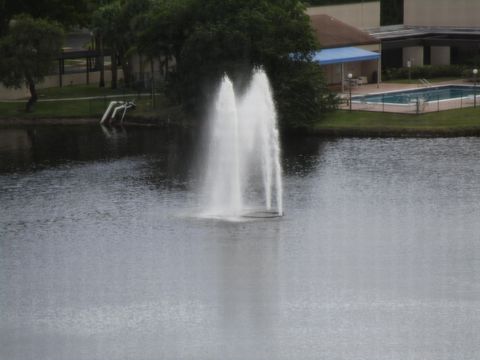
xmin=1 ymin=125 xmax=479 ymax=360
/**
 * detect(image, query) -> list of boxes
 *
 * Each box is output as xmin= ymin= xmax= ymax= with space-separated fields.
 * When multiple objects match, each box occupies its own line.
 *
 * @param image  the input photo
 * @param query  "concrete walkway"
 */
xmin=0 ymin=93 xmax=150 ymax=103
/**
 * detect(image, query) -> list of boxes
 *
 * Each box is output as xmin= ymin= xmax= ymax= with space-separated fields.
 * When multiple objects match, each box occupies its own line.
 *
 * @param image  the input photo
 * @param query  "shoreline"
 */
xmin=1 ymin=115 xmax=480 ymax=138
xmin=0 ymin=114 xmax=188 ymax=127
xmin=309 ymin=127 xmax=480 ymax=138
xmin=0 ymin=117 xmax=99 ymax=125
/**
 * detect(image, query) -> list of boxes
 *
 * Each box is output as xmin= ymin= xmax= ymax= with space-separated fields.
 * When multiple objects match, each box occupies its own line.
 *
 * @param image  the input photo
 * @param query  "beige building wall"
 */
xmin=404 ymin=0 xmax=480 ymax=28
xmin=306 ymin=1 xmax=380 ymax=29
xmin=431 ymin=46 xmax=451 ymax=66
xmin=323 ymin=64 xmax=342 ymax=85
xmin=323 ymin=60 xmax=380 ymax=85
xmin=359 ymin=44 xmax=381 ymax=53
xmin=403 ymin=46 xmax=424 ymax=67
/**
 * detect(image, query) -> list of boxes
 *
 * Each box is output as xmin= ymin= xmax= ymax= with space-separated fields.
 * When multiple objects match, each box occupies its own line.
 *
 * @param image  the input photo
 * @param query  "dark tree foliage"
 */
xmin=0 ymin=0 xmax=94 ymax=35
xmin=271 ymin=60 xmax=338 ymax=129
xmin=92 ymin=0 xmax=152 ymax=89
xmin=139 ymin=0 xmax=336 ymax=128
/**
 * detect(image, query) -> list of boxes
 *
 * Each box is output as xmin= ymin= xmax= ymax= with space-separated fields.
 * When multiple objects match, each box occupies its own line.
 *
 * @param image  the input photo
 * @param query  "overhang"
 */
xmin=312 ymin=47 xmax=380 ymax=65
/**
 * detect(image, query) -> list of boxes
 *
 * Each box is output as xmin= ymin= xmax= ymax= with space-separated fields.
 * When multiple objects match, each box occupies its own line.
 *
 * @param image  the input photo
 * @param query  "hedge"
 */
xmin=382 ymin=65 xmax=471 ymax=80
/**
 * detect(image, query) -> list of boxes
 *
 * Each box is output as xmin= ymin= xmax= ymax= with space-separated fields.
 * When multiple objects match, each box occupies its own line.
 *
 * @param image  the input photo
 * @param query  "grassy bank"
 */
xmin=0 ymin=84 xmax=167 ymax=120
xmin=0 ymin=99 xmax=110 ymax=118
xmin=2 ymin=84 xmax=480 ymax=136
xmin=314 ymin=108 xmax=480 ymax=136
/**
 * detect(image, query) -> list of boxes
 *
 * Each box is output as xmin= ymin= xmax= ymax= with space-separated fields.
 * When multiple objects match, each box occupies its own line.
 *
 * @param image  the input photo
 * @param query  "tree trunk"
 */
xmin=111 ymin=47 xmax=118 ymax=89
xmin=139 ymin=54 xmax=145 ymax=88
xmin=121 ymin=55 xmax=132 ymax=88
xmin=98 ymin=36 xmax=105 ymax=88
xmin=165 ymin=56 xmax=169 ymax=81
xmin=25 ymin=76 xmax=38 ymax=113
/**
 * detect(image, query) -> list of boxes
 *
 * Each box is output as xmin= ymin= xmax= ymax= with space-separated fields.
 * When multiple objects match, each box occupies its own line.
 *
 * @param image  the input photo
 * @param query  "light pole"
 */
xmin=407 ymin=60 xmax=412 ymax=81
xmin=348 ymin=73 xmax=353 ymax=112
xmin=473 ymin=68 xmax=478 ymax=108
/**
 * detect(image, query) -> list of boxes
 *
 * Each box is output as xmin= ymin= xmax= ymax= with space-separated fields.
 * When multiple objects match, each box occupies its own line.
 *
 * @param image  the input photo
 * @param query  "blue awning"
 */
xmin=312 ymin=47 xmax=380 ymax=65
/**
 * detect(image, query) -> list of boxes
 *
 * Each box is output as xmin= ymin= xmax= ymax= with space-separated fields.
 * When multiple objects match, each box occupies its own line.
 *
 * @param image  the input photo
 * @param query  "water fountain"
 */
xmin=201 ymin=69 xmax=283 ymax=219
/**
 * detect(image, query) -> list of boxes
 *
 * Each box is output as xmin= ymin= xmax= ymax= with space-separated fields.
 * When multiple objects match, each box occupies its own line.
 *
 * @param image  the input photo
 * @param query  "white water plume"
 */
xmin=201 ymin=69 xmax=283 ymax=219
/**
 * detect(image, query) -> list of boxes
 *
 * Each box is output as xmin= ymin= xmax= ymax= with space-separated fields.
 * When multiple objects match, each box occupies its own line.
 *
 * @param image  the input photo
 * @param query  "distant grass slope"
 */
xmin=0 ymin=84 xmax=165 ymax=119
xmin=0 ymin=99 xmax=110 ymax=118
xmin=315 ymin=108 xmax=480 ymax=136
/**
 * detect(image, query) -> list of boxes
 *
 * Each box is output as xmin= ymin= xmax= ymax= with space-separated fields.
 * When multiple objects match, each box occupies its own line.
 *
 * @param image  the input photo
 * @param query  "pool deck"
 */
xmin=339 ymin=79 xmax=478 ymax=114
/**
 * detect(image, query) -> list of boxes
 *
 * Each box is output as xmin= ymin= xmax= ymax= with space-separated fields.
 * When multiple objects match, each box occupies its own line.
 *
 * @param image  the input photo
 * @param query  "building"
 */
xmin=306 ymin=1 xmax=382 ymax=89
xmin=306 ymin=1 xmax=380 ymax=30
xmin=369 ymin=0 xmax=480 ymax=68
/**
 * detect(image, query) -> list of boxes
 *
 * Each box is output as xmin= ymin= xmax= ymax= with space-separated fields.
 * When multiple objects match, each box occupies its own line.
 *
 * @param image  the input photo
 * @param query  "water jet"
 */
xmin=201 ymin=69 xmax=283 ymax=219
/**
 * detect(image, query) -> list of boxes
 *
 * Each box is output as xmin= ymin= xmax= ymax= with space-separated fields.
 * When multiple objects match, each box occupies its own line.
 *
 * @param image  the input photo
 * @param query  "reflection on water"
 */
xmin=0 ymin=126 xmax=479 ymax=360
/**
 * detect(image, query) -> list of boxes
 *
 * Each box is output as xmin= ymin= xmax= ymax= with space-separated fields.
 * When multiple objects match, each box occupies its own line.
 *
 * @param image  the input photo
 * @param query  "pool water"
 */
xmin=355 ymin=85 xmax=477 ymax=104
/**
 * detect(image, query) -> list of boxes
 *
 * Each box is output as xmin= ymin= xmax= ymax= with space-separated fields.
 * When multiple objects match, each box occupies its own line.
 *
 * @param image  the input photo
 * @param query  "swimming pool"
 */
xmin=354 ymin=85 xmax=478 ymax=104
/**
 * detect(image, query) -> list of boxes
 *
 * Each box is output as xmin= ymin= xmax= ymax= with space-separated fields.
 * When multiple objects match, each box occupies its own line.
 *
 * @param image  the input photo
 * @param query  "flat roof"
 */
xmin=368 ymin=25 xmax=480 ymax=40
xmin=312 ymin=47 xmax=380 ymax=65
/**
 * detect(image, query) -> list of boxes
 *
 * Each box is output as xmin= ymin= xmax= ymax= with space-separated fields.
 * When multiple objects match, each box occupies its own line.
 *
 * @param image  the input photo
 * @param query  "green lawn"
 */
xmin=0 ymin=96 xmax=162 ymax=119
xmin=0 ymin=84 xmax=166 ymax=119
xmin=315 ymin=108 xmax=480 ymax=135
xmin=2 ymin=84 xmax=480 ymax=135
xmin=0 ymin=99 xmax=112 ymax=118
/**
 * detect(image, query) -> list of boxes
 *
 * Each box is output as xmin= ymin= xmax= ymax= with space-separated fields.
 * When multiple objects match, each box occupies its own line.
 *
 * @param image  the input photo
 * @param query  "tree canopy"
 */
xmin=137 ymin=0 xmax=335 ymax=127
xmin=1 ymin=0 xmax=339 ymax=127
xmin=92 ymin=0 xmax=152 ymax=88
xmin=0 ymin=0 xmax=95 ymax=36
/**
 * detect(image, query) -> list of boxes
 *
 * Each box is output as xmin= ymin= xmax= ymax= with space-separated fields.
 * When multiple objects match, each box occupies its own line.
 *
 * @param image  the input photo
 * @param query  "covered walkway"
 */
xmin=312 ymin=46 xmax=381 ymax=92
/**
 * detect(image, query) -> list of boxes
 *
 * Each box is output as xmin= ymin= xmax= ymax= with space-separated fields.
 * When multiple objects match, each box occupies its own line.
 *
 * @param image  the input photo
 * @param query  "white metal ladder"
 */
xmin=419 ymin=78 xmax=432 ymax=87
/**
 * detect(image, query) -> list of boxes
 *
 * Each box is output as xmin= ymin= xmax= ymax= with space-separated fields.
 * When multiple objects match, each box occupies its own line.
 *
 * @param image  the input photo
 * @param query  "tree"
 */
xmin=139 ymin=0 xmax=335 ymax=127
xmin=92 ymin=2 xmax=122 ymax=89
xmin=272 ymin=60 xmax=338 ymax=129
xmin=137 ymin=0 xmax=195 ymax=80
xmin=92 ymin=0 xmax=152 ymax=89
xmin=0 ymin=15 xmax=64 ymax=112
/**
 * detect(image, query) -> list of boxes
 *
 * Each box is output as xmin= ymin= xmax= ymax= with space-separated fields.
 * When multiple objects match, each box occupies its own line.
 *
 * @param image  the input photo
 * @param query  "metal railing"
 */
xmin=349 ymin=88 xmax=479 ymax=114
xmin=418 ymin=78 xmax=432 ymax=87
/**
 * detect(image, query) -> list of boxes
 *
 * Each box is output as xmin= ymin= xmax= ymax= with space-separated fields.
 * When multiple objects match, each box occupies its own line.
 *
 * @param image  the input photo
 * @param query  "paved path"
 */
xmin=345 ymin=79 xmax=467 ymax=96
xmin=0 ymin=93 xmax=150 ymax=103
